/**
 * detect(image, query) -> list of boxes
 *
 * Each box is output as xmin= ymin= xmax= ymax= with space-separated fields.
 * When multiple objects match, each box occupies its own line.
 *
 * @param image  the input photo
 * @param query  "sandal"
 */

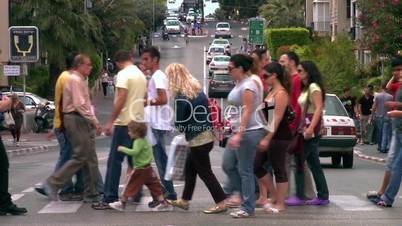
xmin=264 ymin=207 xmax=283 ymax=213
xmin=376 ymin=200 xmax=392 ymax=208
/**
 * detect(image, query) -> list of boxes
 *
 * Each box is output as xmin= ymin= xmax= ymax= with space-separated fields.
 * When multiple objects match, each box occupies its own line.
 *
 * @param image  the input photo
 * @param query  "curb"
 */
xmin=6 ymin=135 xmax=109 ymax=157
xmin=354 ymin=147 xmax=386 ymax=163
xmin=6 ymin=144 xmax=58 ymax=157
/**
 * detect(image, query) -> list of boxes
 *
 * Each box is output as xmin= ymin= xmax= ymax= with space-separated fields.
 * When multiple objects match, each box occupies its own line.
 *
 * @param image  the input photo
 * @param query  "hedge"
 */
xmin=264 ymin=28 xmax=310 ymax=59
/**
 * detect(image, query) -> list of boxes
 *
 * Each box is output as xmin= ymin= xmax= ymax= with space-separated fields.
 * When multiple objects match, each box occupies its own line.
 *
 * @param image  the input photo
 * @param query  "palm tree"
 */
xmin=259 ymin=0 xmax=305 ymax=28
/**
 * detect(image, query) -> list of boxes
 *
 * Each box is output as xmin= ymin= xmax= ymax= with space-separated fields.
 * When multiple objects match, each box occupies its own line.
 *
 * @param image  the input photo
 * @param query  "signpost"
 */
xmin=3 ymin=65 xmax=21 ymax=77
xmin=8 ymin=26 xmax=39 ymax=97
xmin=248 ymin=18 xmax=265 ymax=45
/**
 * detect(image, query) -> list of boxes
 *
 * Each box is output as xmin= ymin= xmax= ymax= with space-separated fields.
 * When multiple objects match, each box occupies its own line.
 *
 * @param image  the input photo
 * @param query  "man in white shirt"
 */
xmin=141 ymin=47 xmax=177 ymax=203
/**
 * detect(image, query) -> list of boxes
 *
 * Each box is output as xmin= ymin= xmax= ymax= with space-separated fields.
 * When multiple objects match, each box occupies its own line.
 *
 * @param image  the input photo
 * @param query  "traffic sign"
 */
xmin=248 ymin=18 xmax=265 ymax=45
xmin=3 ymin=65 xmax=21 ymax=76
xmin=8 ymin=26 xmax=39 ymax=62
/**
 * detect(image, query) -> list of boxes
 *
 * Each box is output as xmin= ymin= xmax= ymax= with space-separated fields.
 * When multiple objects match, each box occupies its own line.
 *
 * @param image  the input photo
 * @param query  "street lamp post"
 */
xmin=151 ymin=0 xmax=155 ymax=45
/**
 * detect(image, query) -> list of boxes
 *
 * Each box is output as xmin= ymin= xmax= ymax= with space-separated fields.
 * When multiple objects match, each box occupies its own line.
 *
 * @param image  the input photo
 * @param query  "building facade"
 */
xmin=0 ymin=0 xmax=9 ymax=86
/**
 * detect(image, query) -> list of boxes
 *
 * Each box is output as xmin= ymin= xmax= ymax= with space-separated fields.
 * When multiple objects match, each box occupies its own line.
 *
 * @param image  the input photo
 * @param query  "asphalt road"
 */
xmin=2 ymin=21 xmax=402 ymax=226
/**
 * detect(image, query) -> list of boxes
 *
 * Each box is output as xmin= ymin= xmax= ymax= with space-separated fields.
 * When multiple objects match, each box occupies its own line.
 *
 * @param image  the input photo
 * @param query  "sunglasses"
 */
xmin=263 ymin=72 xmax=274 ymax=80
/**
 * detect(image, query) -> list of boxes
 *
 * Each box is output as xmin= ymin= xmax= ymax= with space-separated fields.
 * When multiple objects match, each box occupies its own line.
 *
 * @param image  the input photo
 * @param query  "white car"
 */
xmin=168 ymin=0 xmax=175 ymax=3
xmin=3 ymin=92 xmax=55 ymax=111
xmin=208 ymin=55 xmax=230 ymax=77
xmin=319 ymin=94 xmax=358 ymax=168
xmin=206 ymin=46 xmax=226 ymax=64
xmin=166 ymin=19 xmax=181 ymax=34
xmin=210 ymin=39 xmax=231 ymax=54
xmin=215 ymin=22 xmax=231 ymax=38
xmin=186 ymin=12 xmax=197 ymax=23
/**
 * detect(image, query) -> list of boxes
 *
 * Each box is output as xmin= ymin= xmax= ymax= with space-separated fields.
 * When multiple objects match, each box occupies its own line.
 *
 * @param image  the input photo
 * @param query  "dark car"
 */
xmin=208 ymin=71 xmax=235 ymax=98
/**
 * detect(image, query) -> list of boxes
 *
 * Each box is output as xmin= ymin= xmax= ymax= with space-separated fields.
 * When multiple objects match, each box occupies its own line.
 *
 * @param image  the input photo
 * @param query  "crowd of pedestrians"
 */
xmin=1 ymin=43 xmax=401 ymax=218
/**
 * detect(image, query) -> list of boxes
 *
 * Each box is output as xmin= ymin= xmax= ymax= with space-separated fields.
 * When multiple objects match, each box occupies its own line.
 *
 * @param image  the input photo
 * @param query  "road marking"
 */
xmin=38 ymin=201 xmax=82 ymax=214
xmin=331 ymin=195 xmax=382 ymax=211
xmin=210 ymin=35 xmax=214 ymax=38
xmin=22 ymin=187 xmax=35 ymax=193
xmin=241 ymin=27 xmax=248 ymax=31
xmin=11 ymin=194 xmax=24 ymax=201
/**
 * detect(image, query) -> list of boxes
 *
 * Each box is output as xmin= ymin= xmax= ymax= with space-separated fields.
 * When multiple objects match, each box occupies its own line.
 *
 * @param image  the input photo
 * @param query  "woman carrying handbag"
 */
xmin=290 ymin=61 xmax=329 ymax=206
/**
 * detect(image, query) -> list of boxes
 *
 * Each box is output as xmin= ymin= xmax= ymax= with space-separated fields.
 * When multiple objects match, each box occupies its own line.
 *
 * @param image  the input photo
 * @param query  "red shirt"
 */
xmin=289 ymin=73 xmax=302 ymax=130
xmin=390 ymin=82 xmax=400 ymax=98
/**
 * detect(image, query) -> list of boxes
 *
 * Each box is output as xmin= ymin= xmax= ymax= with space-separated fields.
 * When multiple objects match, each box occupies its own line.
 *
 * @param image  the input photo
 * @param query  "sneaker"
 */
xmin=285 ymin=196 xmax=305 ymax=206
xmin=38 ymin=182 xmax=58 ymax=201
xmin=305 ymin=197 xmax=330 ymax=206
xmin=92 ymin=202 xmax=112 ymax=210
xmin=0 ymin=204 xmax=28 ymax=216
xmin=59 ymin=193 xmax=83 ymax=202
xmin=366 ymin=191 xmax=381 ymax=201
xmin=148 ymin=199 xmax=160 ymax=208
xmin=230 ymin=209 xmax=253 ymax=218
xmin=166 ymin=199 xmax=189 ymax=210
xmin=109 ymin=201 xmax=125 ymax=211
xmin=153 ymin=200 xmax=173 ymax=212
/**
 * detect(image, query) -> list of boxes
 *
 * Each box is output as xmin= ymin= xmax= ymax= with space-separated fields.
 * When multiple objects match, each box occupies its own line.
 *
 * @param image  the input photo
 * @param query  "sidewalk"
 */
xmin=354 ymin=143 xmax=388 ymax=163
xmin=2 ymin=131 xmax=58 ymax=157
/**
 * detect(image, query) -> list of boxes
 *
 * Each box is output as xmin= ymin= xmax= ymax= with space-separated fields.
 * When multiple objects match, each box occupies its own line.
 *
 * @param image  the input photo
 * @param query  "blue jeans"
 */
xmin=222 ymin=129 xmax=265 ymax=214
xmin=376 ymin=117 xmax=392 ymax=152
xmin=381 ymin=132 xmax=402 ymax=205
xmin=152 ymin=129 xmax=177 ymax=200
xmin=102 ymin=126 xmax=133 ymax=203
xmin=54 ymin=128 xmax=104 ymax=194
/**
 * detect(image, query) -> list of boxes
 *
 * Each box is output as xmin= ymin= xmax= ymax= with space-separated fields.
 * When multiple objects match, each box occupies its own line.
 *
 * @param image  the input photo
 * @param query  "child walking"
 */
xmin=108 ymin=121 xmax=170 ymax=211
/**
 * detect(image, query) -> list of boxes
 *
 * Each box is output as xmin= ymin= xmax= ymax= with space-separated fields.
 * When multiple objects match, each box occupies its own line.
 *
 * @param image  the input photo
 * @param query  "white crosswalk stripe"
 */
xmin=38 ymin=201 xmax=82 ymax=214
xmin=11 ymin=194 xmax=24 ymax=201
xmin=331 ymin=195 xmax=382 ymax=211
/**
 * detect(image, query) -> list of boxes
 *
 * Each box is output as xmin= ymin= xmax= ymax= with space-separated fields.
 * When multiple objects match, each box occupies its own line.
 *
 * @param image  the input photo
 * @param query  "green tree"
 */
xmin=218 ymin=0 xmax=265 ymax=19
xmin=356 ymin=0 xmax=402 ymax=56
xmin=133 ymin=0 xmax=167 ymax=32
xmin=259 ymin=0 xmax=305 ymax=28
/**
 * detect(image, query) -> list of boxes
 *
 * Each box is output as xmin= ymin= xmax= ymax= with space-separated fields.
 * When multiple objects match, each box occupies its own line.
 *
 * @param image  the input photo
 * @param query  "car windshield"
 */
xmin=213 ymin=74 xmax=231 ymax=81
xmin=214 ymin=40 xmax=228 ymax=45
xmin=324 ymin=95 xmax=349 ymax=117
xmin=210 ymin=47 xmax=224 ymax=53
xmin=167 ymin=20 xmax=179 ymax=26
xmin=214 ymin=56 xmax=230 ymax=62
xmin=217 ymin=23 xmax=229 ymax=28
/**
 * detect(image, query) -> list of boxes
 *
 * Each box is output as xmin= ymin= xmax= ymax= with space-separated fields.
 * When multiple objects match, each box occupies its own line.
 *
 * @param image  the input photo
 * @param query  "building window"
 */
xmin=313 ymin=1 xmax=330 ymax=32
xmin=346 ymin=0 xmax=351 ymax=18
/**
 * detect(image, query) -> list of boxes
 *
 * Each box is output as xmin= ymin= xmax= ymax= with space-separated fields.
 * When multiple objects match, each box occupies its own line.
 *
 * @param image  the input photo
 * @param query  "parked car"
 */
xmin=215 ymin=22 xmax=231 ymax=38
xmin=319 ymin=94 xmax=358 ymax=168
xmin=208 ymin=55 xmax=230 ymax=77
xmin=204 ymin=14 xmax=215 ymax=22
xmin=3 ymin=92 xmax=55 ymax=111
xmin=166 ymin=19 xmax=181 ymax=34
xmin=208 ymin=71 xmax=235 ymax=98
xmin=206 ymin=46 xmax=226 ymax=64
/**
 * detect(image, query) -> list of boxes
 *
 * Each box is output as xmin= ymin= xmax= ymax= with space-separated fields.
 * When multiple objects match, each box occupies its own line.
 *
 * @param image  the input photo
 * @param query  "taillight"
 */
xmin=331 ymin=126 xmax=355 ymax=135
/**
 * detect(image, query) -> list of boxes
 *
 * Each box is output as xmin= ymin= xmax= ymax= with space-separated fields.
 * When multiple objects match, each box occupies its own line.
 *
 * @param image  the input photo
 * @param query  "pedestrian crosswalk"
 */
xmin=11 ymin=186 xmax=399 ymax=215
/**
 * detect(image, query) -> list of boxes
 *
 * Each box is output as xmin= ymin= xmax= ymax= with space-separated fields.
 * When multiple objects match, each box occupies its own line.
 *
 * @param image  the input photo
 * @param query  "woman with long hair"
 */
xmin=222 ymin=54 xmax=266 ymax=218
xmin=165 ymin=63 xmax=227 ymax=214
xmin=291 ymin=61 xmax=329 ymax=205
xmin=254 ymin=62 xmax=293 ymax=213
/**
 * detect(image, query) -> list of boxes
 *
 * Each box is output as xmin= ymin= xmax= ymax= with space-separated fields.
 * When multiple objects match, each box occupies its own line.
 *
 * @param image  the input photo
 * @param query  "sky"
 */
xmin=167 ymin=0 xmax=220 ymax=16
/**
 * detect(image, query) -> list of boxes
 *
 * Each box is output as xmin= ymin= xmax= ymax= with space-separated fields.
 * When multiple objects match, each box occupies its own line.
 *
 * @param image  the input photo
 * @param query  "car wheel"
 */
xmin=331 ymin=155 xmax=342 ymax=167
xmin=342 ymin=152 xmax=354 ymax=168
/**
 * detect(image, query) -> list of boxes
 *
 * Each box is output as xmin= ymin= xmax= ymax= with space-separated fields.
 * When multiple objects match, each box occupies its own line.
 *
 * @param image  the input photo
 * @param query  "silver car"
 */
xmin=208 ymin=55 xmax=230 ymax=77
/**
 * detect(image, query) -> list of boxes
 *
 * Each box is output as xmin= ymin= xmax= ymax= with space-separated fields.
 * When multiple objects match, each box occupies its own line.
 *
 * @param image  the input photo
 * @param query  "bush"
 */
xmin=264 ymin=28 xmax=310 ymax=58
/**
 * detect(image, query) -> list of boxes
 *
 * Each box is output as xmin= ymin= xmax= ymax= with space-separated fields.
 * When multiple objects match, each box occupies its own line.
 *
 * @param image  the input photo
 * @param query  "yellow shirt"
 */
xmin=53 ymin=71 xmax=70 ymax=129
xmin=114 ymin=65 xmax=147 ymax=126
xmin=298 ymin=83 xmax=322 ymax=114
